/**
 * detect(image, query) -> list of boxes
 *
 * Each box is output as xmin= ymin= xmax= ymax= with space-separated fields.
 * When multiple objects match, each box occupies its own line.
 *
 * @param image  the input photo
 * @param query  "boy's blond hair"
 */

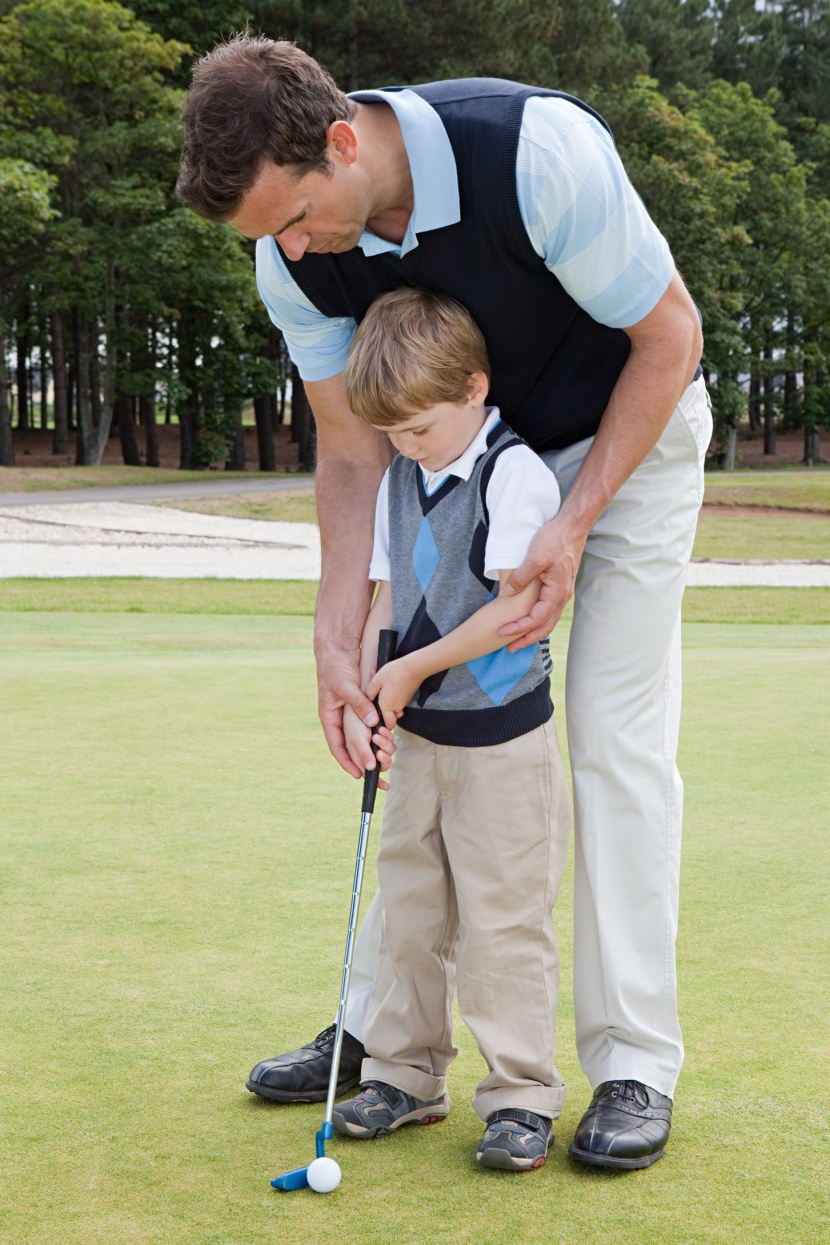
xmin=345 ymin=287 xmax=490 ymax=428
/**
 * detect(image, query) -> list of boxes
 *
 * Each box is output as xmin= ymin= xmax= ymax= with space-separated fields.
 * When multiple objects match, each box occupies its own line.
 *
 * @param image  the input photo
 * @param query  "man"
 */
xmin=177 ymin=34 xmax=709 ymax=1170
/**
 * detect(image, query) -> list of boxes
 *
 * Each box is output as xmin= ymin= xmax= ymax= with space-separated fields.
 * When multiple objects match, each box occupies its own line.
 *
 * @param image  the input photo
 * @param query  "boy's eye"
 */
xmin=413 ymin=429 xmax=428 ymax=437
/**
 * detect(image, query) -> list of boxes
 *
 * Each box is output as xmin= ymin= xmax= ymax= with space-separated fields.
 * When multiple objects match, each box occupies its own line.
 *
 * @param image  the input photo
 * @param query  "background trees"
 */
xmin=1 ymin=0 xmax=828 ymax=470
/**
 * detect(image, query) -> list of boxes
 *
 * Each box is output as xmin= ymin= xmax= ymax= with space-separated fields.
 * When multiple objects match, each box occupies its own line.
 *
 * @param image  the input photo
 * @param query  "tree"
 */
xmin=617 ymin=0 xmax=715 ymax=92
xmin=0 ymin=157 xmax=55 ymax=464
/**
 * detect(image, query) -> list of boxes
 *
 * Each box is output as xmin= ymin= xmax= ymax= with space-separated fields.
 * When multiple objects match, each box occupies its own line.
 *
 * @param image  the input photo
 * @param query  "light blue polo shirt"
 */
xmin=255 ymin=89 xmax=675 ymax=383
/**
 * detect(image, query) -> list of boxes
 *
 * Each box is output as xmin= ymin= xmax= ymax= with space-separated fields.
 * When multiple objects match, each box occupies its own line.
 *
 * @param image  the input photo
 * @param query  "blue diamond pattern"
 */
xmin=466 ymin=644 xmax=536 ymax=707
xmin=412 ymin=516 xmax=440 ymax=592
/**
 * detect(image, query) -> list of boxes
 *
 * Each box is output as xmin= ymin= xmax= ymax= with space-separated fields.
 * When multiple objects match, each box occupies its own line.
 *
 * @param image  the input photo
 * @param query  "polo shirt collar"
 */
xmin=420 ymin=407 xmax=502 ymax=494
xmin=348 ymin=87 xmax=460 ymax=257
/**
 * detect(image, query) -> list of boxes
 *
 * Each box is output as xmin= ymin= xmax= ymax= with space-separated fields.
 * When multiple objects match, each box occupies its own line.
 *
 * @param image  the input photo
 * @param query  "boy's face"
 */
xmin=385 ymin=374 xmax=489 ymax=473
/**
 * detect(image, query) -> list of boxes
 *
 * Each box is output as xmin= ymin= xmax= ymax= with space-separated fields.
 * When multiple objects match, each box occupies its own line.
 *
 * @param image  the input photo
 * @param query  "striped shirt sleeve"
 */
xmin=516 ymin=96 xmax=675 ymax=329
xmin=255 ymin=236 xmax=357 ymax=382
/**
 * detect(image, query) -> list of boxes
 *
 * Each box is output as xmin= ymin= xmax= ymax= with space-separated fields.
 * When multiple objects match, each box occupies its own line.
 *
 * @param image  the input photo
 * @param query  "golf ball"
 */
xmin=307 ymin=1157 xmax=341 ymax=1194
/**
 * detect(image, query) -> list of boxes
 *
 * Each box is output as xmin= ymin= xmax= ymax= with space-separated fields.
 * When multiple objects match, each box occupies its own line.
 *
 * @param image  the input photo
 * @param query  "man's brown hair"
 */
xmin=177 ymin=34 xmax=356 ymax=222
xmin=345 ymin=288 xmax=491 ymax=429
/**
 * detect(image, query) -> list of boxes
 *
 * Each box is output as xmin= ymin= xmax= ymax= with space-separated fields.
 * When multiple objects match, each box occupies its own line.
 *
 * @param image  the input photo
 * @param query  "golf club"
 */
xmin=272 ymin=627 xmax=398 ymax=1193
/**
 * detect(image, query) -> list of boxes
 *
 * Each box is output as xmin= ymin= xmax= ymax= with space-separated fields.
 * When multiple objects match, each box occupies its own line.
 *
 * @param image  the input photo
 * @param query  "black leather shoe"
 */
xmin=569 ymin=1080 xmax=672 ymax=1169
xmin=246 ymin=1025 xmax=366 ymax=1103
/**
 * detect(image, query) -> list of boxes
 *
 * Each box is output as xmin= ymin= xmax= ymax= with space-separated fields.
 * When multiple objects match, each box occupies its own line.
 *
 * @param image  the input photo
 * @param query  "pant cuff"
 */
xmin=361 ymin=1057 xmax=446 ymax=1102
xmin=473 ymin=1084 xmax=566 ymax=1124
xmin=584 ymin=1060 xmax=679 ymax=1100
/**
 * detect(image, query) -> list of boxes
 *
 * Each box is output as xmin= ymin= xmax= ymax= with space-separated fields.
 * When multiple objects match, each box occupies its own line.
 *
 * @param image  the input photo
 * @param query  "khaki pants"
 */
xmin=361 ymin=716 xmax=572 ymax=1122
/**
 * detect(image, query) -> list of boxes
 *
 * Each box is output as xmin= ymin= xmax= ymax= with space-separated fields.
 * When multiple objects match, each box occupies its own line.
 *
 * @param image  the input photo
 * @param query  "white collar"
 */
xmin=420 ymin=407 xmax=502 ymax=494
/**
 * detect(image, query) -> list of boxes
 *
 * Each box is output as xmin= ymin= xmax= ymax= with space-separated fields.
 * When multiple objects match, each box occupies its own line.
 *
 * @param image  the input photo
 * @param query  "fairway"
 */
xmin=1 ymin=608 xmax=828 ymax=1244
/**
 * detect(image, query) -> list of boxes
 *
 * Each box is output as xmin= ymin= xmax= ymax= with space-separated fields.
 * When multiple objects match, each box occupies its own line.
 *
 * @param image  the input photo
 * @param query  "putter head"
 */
xmin=271 ymin=1165 xmax=310 ymax=1191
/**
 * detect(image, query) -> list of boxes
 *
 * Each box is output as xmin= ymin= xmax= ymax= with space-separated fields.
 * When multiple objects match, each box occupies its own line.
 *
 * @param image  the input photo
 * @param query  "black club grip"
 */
xmin=361 ymin=629 xmax=398 ymax=813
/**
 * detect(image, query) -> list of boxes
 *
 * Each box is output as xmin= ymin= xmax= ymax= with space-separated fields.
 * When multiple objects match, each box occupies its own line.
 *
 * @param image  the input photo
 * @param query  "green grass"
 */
xmin=1 ymin=579 xmax=829 ymax=625
xmin=704 ymin=468 xmax=830 ymax=511
xmin=693 ymin=511 xmax=830 ymax=560
xmin=0 ymin=607 xmax=828 ymax=1244
xmin=161 ymin=488 xmax=318 ymax=525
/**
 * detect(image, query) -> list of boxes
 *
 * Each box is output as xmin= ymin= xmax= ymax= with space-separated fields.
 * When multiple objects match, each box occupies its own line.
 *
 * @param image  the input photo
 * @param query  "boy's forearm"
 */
xmin=359 ymin=582 xmax=394 ymax=689
xmin=404 ymin=580 xmax=540 ymax=683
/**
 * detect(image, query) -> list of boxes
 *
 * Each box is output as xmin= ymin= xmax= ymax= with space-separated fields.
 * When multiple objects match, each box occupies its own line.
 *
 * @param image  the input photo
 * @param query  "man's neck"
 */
xmin=353 ymin=102 xmax=414 ymax=246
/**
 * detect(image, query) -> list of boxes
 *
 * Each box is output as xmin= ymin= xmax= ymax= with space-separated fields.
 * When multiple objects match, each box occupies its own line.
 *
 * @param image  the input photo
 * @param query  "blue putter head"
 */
xmin=271 ymin=1166 xmax=310 ymax=1191
xmin=271 ymin=1120 xmax=334 ymax=1191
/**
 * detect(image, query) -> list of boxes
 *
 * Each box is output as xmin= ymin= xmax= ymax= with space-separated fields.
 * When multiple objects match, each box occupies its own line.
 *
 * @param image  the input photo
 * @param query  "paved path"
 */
xmin=0 ymin=494 xmax=827 ymax=584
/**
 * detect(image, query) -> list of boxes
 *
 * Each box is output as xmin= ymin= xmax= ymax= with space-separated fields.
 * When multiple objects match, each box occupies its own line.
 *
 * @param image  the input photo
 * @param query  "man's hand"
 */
xmin=498 ymin=513 xmax=586 ymax=650
xmin=366 ymin=656 xmax=422 ymax=730
xmin=343 ymin=704 xmax=396 ymax=790
xmin=317 ymin=644 xmax=381 ymax=779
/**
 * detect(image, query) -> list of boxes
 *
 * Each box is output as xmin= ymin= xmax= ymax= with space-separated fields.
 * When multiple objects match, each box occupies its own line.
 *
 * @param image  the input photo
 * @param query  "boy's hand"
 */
xmin=343 ymin=704 xmax=396 ymax=790
xmin=366 ymin=656 xmax=422 ymax=730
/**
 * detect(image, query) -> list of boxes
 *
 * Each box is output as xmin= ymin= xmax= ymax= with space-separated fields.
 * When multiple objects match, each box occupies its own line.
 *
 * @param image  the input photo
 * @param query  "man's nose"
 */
xmin=280 ymin=228 xmax=311 ymax=260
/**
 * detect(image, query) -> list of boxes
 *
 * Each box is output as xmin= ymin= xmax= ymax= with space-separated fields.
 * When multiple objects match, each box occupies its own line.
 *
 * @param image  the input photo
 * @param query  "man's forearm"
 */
xmin=314 ymin=455 xmax=379 ymax=661
xmin=557 ymin=271 xmax=703 ymax=542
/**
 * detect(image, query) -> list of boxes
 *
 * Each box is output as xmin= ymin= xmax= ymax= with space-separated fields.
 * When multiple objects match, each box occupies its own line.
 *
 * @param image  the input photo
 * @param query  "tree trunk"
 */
xmin=74 ymin=312 xmax=94 ymax=465
xmin=16 ymin=318 xmax=30 ymax=431
xmin=748 ymin=370 xmax=762 ymax=433
xmin=91 ymin=266 xmax=118 ymax=463
xmin=803 ymin=425 xmax=820 ymax=466
xmin=140 ymin=394 xmax=159 ymax=467
xmin=226 ymin=414 xmax=246 ymax=470
xmin=254 ymin=393 xmax=277 ymax=471
xmin=51 ymin=310 xmax=68 ymax=455
xmin=115 ymin=391 xmax=141 ymax=465
xmin=0 ymin=337 xmax=15 ymax=467
xmin=762 ymin=350 xmax=776 ymax=456
xmin=40 ymin=334 xmax=48 ymax=429
xmin=177 ymin=324 xmax=198 ymax=470
xmin=722 ymin=426 xmax=737 ymax=470
xmin=290 ymin=364 xmax=317 ymax=471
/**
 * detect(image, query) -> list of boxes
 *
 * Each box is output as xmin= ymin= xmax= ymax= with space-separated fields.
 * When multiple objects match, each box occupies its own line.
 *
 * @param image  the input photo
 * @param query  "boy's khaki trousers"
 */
xmin=360 ymin=716 xmax=572 ymax=1122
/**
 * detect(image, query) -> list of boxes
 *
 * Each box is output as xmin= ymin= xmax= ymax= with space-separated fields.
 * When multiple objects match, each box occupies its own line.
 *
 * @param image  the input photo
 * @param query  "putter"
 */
xmin=272 ymin=628 xmax=398 ymax=1191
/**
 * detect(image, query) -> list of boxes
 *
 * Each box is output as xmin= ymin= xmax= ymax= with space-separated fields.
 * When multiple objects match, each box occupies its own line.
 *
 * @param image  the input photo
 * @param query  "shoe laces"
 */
xmin=608 ymin=1080 xmax=650 ymax=1108
xmin=311 ymin=1025 xmax=337 ymax=1051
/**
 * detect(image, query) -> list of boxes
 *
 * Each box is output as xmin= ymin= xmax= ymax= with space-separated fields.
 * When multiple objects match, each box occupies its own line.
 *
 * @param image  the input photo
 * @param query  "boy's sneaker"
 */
xmin=476 ymin=1109 xmax=553 ymax=1171
xmin=332 ymin=1081 xmax=450 ymax=1138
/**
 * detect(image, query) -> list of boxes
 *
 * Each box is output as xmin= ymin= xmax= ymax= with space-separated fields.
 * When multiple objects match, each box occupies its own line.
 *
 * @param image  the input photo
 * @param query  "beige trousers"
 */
xmin=361 ymin=716 xmax=572 ymax=1122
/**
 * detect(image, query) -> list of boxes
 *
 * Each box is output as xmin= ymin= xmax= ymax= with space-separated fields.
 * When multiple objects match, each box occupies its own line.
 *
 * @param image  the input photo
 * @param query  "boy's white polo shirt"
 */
xmin=369 ymin=408 xmax=561 ymax=583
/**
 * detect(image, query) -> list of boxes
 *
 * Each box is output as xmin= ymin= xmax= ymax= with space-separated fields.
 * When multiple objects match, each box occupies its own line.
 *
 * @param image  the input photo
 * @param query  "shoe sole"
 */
xmin=333 ymin=1098 xmax=450 ymax=1139
xmin=245 ymin=1075 xmax=360 ymax=1104
xmin=477 ymin=1148 xmax=548 ymax=1172
xmin=568 ymin=1143 xmax=665 ymax=1170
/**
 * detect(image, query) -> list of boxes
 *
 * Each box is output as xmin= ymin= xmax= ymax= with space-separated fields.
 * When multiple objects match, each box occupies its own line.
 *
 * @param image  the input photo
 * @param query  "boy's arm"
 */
xmin=343 ymin=580 xmax=396 ymax=782
xmin=366 ymin=572 xmax=541 ymax=729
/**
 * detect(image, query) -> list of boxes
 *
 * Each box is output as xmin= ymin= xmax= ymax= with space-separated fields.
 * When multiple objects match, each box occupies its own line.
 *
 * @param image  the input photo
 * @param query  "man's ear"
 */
xmin=327 ymin=119 xmax=359 ymax=166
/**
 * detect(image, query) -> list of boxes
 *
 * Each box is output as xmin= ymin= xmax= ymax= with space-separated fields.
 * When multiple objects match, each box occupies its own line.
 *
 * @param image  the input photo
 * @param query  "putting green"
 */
xmin=0 ymin=612 xmax=827 ymax=1244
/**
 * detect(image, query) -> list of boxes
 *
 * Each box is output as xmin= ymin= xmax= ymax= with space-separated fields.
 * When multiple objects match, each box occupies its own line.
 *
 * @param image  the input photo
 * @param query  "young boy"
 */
xmin=337 ymin=287 xmax=571 ymax=1171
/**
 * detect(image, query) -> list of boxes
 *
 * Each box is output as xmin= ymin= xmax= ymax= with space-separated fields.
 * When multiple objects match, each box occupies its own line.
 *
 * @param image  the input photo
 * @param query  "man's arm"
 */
xmin=367 ymin=571 xmax=541 ymax=728
xmin=499 ymin=270 xmax=703 ymax=647
xmin=306 ymin=372 xmax=394 ymax=774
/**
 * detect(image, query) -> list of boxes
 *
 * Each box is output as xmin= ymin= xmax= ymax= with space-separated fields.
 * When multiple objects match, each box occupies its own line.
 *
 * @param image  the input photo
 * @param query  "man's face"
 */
xmin=230 ymin=128 xmax=370 ymax=260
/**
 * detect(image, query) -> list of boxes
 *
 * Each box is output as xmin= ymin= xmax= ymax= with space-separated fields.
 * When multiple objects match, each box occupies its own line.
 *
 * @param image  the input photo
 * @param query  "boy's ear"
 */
xmin=466 ymin=371 xmax=490 ymax=405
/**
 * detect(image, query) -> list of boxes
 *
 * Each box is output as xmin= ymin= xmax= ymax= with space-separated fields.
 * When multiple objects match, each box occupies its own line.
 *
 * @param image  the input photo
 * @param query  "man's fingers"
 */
xmin=321 ymin=714 xmax=362 ymax=779
xmin=499 ymin=560 xmax=539 ymax=598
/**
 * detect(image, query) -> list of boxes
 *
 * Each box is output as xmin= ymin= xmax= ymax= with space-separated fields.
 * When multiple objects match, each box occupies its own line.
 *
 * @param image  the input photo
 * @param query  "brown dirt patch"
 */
xmin=701 ymin=504 xmax=830 ymax=519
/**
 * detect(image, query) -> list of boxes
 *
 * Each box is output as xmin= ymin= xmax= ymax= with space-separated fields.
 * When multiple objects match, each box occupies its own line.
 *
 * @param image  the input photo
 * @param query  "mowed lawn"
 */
xmin=0 ymin=588 xmax=828 ymax=1244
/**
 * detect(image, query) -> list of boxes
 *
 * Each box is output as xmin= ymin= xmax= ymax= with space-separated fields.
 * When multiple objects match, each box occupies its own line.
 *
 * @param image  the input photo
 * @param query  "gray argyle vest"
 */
xmin=389 ymin=420 xmax=552 ymax=747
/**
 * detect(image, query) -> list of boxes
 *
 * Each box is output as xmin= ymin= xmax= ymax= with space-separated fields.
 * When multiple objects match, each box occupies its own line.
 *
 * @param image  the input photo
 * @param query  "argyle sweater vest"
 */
xmin=389 ymin=421 xmax=553 ymax=747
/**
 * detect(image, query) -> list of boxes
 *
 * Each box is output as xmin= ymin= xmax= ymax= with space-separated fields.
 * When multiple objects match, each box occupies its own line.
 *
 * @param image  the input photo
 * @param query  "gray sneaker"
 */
xmin=332 ymin=1080 xmax=450 ymax=1138
xmin=476 ymin=1108 xmax=553 ymax=1171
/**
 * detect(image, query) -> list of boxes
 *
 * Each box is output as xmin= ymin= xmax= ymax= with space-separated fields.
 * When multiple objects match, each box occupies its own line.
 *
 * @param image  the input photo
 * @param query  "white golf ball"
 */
xmin=307 ymin=1157 xmax=341 ymax=1193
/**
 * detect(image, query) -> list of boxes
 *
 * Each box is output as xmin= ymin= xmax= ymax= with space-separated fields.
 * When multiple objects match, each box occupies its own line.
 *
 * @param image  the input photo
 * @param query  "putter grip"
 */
xmin=362 ymin=629 xmax=398 ymax=813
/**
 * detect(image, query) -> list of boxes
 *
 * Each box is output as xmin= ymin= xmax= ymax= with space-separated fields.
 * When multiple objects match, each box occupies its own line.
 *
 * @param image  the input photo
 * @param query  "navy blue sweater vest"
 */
xmin=283 ymin=78 xmax=633 ymax=451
